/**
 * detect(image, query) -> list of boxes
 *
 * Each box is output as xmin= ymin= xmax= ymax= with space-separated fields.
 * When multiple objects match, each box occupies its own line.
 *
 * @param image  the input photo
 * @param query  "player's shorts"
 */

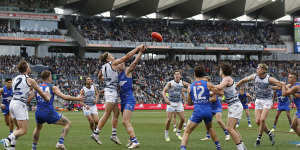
xmin=121 ymin=103 xmax=135 ymax=112
xmin=1 ymin=103 xmax=9 ymax=115
xmin=189 ymin=110 xmax=212 ymax=124
xmin=104 ymin=88 xmax=118 ymax=103
xmin=35 ymin=110 xmax=62 ymax=124
xmin=255 ymin=99 xmax=273 ymax=110
xmin=277 ymin=104 xmax=290 ymax=111
xmin=228 ymin=102 xmax=243 ymax=120
xmin=211 ymin=104 xmax=222 ymax=115
xmin=242 ymin=103 xmax=249 ymax=109
xmin=9 ymin=100 xmax=28 ymax=120
xmin=296 ymin=111 xmax=300 ymax=119
xmin=82 ymin=105 xmax=98 ymax=116
xmin=166 ymin=102 xmax=184 ymax=112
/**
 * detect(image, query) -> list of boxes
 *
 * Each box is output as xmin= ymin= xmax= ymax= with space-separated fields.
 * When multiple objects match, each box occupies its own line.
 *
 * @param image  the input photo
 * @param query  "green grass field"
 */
xmin=0 ymin=109 xmax=299 ymax=150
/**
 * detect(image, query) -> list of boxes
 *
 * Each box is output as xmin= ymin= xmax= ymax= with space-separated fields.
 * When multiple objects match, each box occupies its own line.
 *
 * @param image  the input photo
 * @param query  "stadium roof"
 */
xmin=58 ymin=0 xmax=295 ymax=21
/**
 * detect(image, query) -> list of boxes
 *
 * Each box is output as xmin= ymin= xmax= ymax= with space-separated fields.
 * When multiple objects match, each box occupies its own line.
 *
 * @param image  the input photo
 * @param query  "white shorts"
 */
xmin=255 ymin=99 xmax=273 ymax=110
xmin=104 ymin=89 xmax=118 ymax=103
xmin=228 ymin=102 xmax=243 ymax=120
xmin=166 ymin=102 xmax=184 ymax=112
xmin=9 ymin=100 xmax=29 ymax=120
xmin=83 ymin=105 xmax=98 ymax=116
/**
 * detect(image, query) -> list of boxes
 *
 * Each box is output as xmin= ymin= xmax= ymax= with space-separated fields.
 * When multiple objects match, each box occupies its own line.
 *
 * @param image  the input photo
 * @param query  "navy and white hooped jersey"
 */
xmin=168 ymin=80 xmax=184 ymax=103
xmin=36 ymin=83 xmax=55 ymax=112
xmin=254 ymin=74 xmax=273 ymax=100
xmin=2 ymin=86 xmax=13 ymax=105
xmin=12 ymin=74 xmax=31 ymax=103
xmin=101 ymin=62 xmax=119 ymax=91
xmin=119 ymin=71 xmax=135 ymax=104
xmin=190 ymin=80 xmax=211 ymax=111
xmin=82 ymin=85 xmax=96 ymax=106
xmin=224 ymin=81 xmax=239 ymax=104
xmin=276 ymin=89 xmax=290 ymax=106
xmin=239 ymin=93 xmax=248 ymax=104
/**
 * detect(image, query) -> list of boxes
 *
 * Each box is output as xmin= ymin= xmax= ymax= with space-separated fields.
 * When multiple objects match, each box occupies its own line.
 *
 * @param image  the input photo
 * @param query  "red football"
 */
xmin=151 ymin=32 xmax=163 ymax=42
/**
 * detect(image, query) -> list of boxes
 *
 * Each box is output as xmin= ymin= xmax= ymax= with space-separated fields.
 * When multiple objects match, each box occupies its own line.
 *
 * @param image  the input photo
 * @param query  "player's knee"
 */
xmin=166 ymin=118 xmax=172 ymax=123
xmin=255 ymin=119 xmax=260 ymax=125
xmin=21 ymin=128 xmax=28 ymax=135
xmin=122 ymin=119 xmax=129 ymax=126
xmin=259 ymin=118 xmax=266 ymax=124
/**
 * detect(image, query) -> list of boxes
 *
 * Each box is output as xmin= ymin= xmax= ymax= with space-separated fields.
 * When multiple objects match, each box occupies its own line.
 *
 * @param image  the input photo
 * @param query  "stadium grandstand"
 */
xmin=0 ymin=0 xmax=300 ymax=150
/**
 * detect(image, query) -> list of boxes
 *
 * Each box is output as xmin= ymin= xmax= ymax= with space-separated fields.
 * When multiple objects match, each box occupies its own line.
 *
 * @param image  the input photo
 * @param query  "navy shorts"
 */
xmin=35 ymin=110 xmax=62 ymax=124
xmin=189 ymin=111 xmax=212 ymax=124
xmin=1 ymin=104 xmax=9 ymax=115
xmin=121 ymin=103 xmax=135 ymax=112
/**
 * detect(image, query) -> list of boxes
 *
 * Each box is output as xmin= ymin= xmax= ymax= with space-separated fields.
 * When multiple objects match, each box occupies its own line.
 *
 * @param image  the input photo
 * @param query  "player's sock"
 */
xmin=206 ymin=131 xmax=210 ymax=138
xmin=173 ymin=124 xmax=177 ymax=129
xmin=130 ymin=137 xmax=138 ymax=144
xmin=165 ymin=130 xmax=169 ymax=137
xmin=9 ymin=131 xmax=13 ymax=134
xmin=273 ymin=125 xmax=276 ymax=129
xmin=183 ymin=123 xmax=186 ymax=128
xmin=8 ymin=133 xmax=16 ymax=145
xmin=180 ymin=145 xmax=186 ymax=150
xmin=93 ymin=128 xmax=101 ymax=135
xmin=257 ymin=134 xmax=262 ymax=140
xmin=236 ymin=143 xmax=243 ymax=150
xmin=112 ymin=128 xmax=117 ymax=137
xmin=215 ymin=141 xmax=221 ymax=150
xmin=58 ymin=137 xmax=64 ymax=144
xmin=32 ymin=143 xmax=37 ymax=150
xmin=237 ymin=119 xmax=240 ymax=125
xmin=247 ymin=116 xmax=251 ymax=125
xmin=224 ymin=129 xmax=229 ymax=135
xmin=177 ymin=130 xmax=181 ymax=135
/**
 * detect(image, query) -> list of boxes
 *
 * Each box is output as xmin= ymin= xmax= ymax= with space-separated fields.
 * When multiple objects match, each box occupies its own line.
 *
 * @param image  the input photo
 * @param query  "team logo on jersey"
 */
xmin=195 ymin=82 xmax=202 ymax=86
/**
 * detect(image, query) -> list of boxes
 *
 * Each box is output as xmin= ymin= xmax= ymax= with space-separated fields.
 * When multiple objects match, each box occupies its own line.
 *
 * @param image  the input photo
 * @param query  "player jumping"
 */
xmin=92 ymin=45 xmax=146 ymax=145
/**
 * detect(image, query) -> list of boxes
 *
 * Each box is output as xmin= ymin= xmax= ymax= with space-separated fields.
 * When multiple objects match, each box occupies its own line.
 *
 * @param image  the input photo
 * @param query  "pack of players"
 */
xmin=0 ymin=50 xmax=300 ymax=150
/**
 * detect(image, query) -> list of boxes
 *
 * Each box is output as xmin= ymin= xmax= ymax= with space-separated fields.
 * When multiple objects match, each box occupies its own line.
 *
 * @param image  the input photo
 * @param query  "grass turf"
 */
xmin=0 ymin=109 xmax=299 ymax=150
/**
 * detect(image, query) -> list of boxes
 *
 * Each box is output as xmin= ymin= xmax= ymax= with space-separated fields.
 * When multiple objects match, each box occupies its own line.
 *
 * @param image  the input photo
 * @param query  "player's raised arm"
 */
xmin=53 ymin=86 xmax=84 ymax=101
xmin=162 ymin=82 xmax=171 ymax=105
xmin=27 ymin=78 xmax=50 ymax=101
xmin=207 ymin=82 xmax=224 ymax=96
xmin=215 ymin=77 xmax=230 ymax=90
xmin=271 ymin=86 xmax=281 ymax=90
xmin=269 ymin=77 xmax=282 ymax=87
xmin=236 ymin=74 xmax=256 ymax=87
xmin=126 ymin=50 xmax=143 ymax=76
xmin=112 ymin=45 xmax=145 ymax=66
xmin=282 ymin=83 xmax=300 ymax=96
xmin=98 ymin=71 xmax=104 ymax=81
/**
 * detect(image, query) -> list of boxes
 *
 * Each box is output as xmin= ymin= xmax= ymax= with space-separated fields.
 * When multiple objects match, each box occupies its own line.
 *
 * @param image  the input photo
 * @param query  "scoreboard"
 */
xmin=295 ymin=18 xmax=300 ymax=53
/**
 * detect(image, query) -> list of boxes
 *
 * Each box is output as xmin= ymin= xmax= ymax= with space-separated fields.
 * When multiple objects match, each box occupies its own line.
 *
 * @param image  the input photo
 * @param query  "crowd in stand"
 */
xmin=0 ymin=55 xmax=299 ymax=105
xmin=0 ymin=0 xmax=56 ymax=13
xmin=73 ymin=17 xmax=284 ymax=45
xmin=0 ymin=20 xmax=61 ymax=35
